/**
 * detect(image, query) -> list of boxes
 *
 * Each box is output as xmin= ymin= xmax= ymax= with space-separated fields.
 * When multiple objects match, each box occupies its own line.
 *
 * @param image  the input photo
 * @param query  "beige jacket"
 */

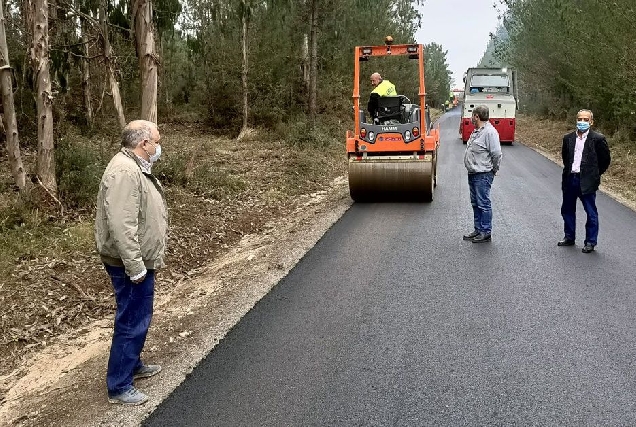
xmin=95 ymin=148 xmax=168 ymax=277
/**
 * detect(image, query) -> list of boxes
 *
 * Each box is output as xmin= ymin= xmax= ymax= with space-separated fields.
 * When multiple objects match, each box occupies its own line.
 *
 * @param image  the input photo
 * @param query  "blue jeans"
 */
xmin=561 ymin=174 xmax=599 ymax=245
xmin=105 ymin=264 xmax=155 ymax=396
xmin=468 ymin=172 xmax=494 ymax=234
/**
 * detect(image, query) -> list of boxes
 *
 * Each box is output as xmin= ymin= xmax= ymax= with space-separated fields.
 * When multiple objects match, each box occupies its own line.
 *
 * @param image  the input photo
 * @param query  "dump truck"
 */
xmin=346 ymin=38 xmax=440 ymax=202
xmin=460 ymin=67 xmax=518 ymax=144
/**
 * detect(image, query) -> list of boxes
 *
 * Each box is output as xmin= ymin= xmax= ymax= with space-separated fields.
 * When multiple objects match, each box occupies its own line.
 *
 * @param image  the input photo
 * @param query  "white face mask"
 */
xmin=145 ymin=141 xmax=162 ymax=163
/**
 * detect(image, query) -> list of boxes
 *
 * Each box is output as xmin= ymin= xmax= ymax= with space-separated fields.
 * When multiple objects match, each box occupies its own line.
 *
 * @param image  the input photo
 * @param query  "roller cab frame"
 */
xmin=346 ymin=42 xmax=440 ymax=202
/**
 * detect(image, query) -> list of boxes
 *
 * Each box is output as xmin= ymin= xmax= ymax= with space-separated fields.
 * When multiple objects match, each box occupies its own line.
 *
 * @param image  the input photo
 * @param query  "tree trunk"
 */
xmin=30 ymin=0 xmax=56 ymax=195
xmin=308 ymin=0 xmax=318 ymax=123
xmin=80 ymin=16 xmax=93 ymax=127
xmin=160 ymin=36 xmax=170 ymax=108
xmin=240 ymin=4 xmax=249 ymax=134
xmin=302 ymin=33 xmax=309 ymax=92
xmin=0 ymin=0 xmax=26 ymax=191
xmin=100 ymin=0 xmax=126 ymax=128
xmin=133 ymin=0 xmax=158 ymax=123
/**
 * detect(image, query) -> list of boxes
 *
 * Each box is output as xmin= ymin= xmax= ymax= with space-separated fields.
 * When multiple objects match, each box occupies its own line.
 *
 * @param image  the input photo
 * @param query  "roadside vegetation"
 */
xmin=483 ymin=1 xmax=636 ymax=137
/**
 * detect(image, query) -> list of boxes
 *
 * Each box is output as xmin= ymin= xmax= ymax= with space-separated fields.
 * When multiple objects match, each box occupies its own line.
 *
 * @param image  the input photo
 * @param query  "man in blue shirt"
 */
xmin=462 ymin=105 xmax=502 ymax=243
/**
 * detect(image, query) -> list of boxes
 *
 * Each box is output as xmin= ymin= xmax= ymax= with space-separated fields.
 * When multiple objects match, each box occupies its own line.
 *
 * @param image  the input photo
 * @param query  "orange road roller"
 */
xmin=346 ymin=37 xmax=440 ymax=202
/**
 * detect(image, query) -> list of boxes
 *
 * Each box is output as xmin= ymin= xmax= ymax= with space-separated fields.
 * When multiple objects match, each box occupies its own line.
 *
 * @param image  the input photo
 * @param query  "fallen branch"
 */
xmin=35 ymin=176 xmax=64 ymax=216
xmin=50 ymin=276 xmax=95 ymax=301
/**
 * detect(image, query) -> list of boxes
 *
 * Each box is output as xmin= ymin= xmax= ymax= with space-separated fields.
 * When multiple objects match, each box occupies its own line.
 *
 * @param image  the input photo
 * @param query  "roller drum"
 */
xmin=348 ymin=160 xmax=433 ymax=202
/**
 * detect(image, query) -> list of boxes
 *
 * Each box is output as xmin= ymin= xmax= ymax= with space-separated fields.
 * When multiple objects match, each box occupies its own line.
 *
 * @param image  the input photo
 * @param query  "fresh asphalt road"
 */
xmin=145 ymin=109 xmax=636 ymax=426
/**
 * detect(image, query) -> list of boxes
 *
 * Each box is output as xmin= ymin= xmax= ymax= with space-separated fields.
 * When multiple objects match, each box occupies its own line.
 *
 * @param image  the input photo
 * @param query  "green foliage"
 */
xmin=153 ymin=151 xmax=247 ymax=200
xmin=495 ymin=0 xmax=636 ymax=135
xmin=0 ymin=201 xmax=95 ymax=272
xmin=276 ymin=116 xmax=337 ymax=148
xmin=109 ymin=3 xmax=131 ymax=35
xmin=155 ymin=0 xmax=183 ymax=36
xmin=189 ymin=166 xmax=247 ymax=200
xmin=206 ymin=81 xmax=243 ymax=133
xmin=478 ymin=26 xmax=509 ymax=69
xmin=424 ymin=42 xmax=452 ymax=108
xmin=152 ymin=151 xmax=189 ymax=187
xmin=0 ymin=195 xmax=39 ymax=232
xmin=55 ymin=138 xmax=108 ymax=209
xmin=174 ymin=0 xmax=427 ymax=130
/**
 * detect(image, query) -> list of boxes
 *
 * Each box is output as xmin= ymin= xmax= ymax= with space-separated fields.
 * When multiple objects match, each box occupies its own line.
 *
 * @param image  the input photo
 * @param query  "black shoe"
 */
xmin=463 ymin=230 xmax=479 ymax=241
xmin=472 ymin=233 xmax=491 ymax=243
xmin=582 ymin=244 xmax=595 ymax=253
xmin=557 ymin=238 xmax=575 ymax=247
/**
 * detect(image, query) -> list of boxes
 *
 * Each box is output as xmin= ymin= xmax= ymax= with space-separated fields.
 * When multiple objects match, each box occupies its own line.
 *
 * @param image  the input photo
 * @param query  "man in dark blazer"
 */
xmin=558 ymin=109 xmax=611 ymax=253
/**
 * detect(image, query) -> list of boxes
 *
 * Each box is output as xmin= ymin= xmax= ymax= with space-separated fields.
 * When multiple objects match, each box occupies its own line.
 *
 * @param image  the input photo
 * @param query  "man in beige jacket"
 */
xmin=95 ymin=120 xmax=168 ymax=405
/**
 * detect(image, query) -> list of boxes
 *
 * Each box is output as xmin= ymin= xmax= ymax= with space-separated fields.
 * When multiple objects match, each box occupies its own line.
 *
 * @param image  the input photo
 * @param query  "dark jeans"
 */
xmin=105 ymin=264 xmax=155 ymax=396
xmin=468 ymin=171 xmax=494 ymax=234
xmin=561 ymin=174 xmax=599 ymax=245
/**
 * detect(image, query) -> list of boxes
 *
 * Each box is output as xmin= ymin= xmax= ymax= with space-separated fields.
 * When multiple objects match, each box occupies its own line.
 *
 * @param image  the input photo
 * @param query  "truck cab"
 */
xmin=460 ymin=68 xmax=518 ymax=144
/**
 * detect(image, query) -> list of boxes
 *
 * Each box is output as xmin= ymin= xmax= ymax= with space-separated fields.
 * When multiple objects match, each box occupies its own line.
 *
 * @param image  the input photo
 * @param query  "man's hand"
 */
xmin=130 ymin=268 xmax=148 ymax=284
xmin=132 ymin=274 xmax=146 ymax=284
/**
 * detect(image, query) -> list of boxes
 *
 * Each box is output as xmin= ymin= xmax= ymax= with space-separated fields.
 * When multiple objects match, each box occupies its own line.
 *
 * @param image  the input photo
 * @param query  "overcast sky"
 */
xmin=415 ymin=0 xmax=505 ymax=89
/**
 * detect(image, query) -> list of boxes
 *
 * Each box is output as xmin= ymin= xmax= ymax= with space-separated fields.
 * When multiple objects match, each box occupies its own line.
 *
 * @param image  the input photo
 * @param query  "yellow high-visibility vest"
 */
xmin=372 ymin=80 xmax=396 ymax=97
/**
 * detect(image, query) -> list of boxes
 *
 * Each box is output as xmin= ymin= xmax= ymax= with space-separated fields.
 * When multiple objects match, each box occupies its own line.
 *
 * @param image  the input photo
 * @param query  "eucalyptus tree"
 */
xmin=0 ymin=0 xmax=26 ymax=190
xmin=307 ymin=0 xmax=317 ymax=122
xmin=237 ymin=0 xmax=257 ymax=137
xmin=154 ymin=0 xmax=181 ymax=108
xmin=80 ymin=12 xmax=93 ymax=126
xmin=27 ymin=0 xmax=57 ymax=195
xmin=48 ymin=0 xmax=99 ymax=127
xmin=100 ymin=0 xmax=126 ymax=127
xmin=132 ymin=0 xmax=159 ymax=122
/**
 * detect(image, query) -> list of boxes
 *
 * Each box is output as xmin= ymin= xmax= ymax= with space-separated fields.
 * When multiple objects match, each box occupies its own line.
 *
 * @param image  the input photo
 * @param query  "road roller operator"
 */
xmin=367 ymin=72 xmax=396 ymax=122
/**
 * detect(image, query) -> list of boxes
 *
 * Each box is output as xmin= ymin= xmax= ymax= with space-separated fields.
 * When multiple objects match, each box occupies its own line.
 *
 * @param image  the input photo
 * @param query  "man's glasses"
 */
xmin=577 ymin=117 xmax=591 ymax=122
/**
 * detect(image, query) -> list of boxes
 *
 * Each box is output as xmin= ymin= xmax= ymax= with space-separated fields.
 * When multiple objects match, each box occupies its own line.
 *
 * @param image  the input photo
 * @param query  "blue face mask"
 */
xmin=576 ymin=121 xmax=590 ymax=132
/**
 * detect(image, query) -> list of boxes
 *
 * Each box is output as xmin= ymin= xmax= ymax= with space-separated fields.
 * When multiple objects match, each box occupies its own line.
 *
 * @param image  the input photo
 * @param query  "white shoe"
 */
xmin=108 ymin=387 xmax=149 ymax=405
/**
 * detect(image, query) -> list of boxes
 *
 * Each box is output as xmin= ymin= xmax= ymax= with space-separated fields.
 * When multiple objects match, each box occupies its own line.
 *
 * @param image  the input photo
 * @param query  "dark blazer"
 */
xmin=561 ymin=129 xmax=611 ymax=194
